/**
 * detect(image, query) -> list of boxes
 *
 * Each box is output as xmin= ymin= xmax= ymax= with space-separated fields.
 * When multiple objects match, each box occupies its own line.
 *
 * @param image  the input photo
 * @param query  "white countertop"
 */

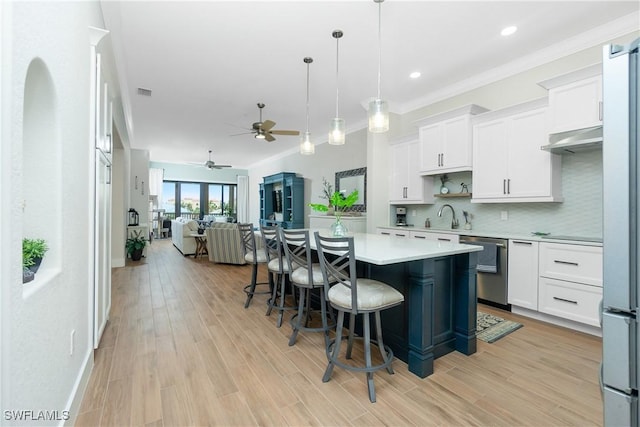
xmin=311 ymin=230 xmax=482 ymax=266
xmin=376 ymin=225 xmax=603 ymax=247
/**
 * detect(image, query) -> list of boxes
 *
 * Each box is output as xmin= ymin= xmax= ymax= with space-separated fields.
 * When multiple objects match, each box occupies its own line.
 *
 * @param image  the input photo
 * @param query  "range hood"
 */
xmin=540 ymin=125 xmax=603 ymax=154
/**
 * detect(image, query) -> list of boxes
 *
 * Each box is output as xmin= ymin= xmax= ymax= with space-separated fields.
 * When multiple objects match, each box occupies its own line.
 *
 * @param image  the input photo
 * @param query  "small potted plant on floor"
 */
xmin=309 ymin=190 xmax=359 ymax=237
xmin=126 ymin=230 xmax=147 ymax=261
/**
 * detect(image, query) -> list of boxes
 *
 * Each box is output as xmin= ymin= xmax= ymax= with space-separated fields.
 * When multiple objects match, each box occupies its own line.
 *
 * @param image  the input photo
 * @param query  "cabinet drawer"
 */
xmin=538 ymin=277 xmax=602 ymax=326
xmin=377 ymin=228 xmax=409 ymax=238
xmin=539 ymin=243 xmax=602 ymax=286
xmin=410 ymin=231 xmax=459 ymax=243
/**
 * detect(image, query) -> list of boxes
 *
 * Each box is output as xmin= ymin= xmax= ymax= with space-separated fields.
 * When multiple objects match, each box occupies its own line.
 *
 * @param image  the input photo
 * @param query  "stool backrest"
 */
xmin=260 ymin=224 xmax=284 ymax=272
xmin=313 ymin=232 xmax=358 ymax=312
xmin=238 ymin=223 xmax=257 ymax=261
xmin=281 ymin=229 xmax=313 ymax=283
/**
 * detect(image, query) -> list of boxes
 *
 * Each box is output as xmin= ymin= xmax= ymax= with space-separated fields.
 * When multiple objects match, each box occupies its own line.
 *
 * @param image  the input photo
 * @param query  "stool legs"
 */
xmin=288 ymin=287 xmax=307 ymax=346
xmin=243 ymin=263 xmax=259 ymax=308
xmin=323 ymin=310 xmax=344 ymax=383
xmin=375 ymin=311 xmax=394 ymax=375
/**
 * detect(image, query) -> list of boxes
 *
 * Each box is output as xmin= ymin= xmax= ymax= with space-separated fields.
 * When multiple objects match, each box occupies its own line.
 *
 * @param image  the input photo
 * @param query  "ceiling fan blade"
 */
xmin=270 ymin=130 xmax=300 ymax=136
xmin=264 ymin=132 xmax=276 ymax=142
xmin=213 ymin=165 xmax=232 ymax=169
xmin=261 ymin=120 xmax=276 ymax=132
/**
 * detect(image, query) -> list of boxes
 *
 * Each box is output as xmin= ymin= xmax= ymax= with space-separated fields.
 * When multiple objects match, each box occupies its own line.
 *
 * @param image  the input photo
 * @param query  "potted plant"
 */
xmin=309 ymin=190 xmax=359 ymax=237
xmin=126 ymin=230 xmax=147 ymax=261
xmin=23 ymin=238 xmax=48 ymax=274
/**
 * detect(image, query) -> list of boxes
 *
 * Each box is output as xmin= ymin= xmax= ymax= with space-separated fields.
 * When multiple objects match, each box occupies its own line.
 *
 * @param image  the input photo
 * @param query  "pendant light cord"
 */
xmin=305 ymin=61 xmax=310 ymax=132
xmin=335 ymin=35 xmax=340 ymax=117
xmin=377 ymin=0 xmax=382 ymax=100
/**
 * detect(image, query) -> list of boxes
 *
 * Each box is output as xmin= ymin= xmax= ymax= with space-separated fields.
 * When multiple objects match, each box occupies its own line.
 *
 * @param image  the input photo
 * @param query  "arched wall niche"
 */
xmin=22 ymin=57 xmax=61 ymax=285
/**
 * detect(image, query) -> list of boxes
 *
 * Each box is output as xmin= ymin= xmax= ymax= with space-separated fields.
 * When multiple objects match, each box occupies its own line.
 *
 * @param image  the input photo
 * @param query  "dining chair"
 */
xmin=314 ymin=231 xmax=404 ymax=403
xmin=281 ymin=228 xmax=335 ymax=346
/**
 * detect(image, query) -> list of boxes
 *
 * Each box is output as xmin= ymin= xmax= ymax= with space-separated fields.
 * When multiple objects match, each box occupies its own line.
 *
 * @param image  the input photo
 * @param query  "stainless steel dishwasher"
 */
xmin=459 ymin=235 xmax=510 ymax=310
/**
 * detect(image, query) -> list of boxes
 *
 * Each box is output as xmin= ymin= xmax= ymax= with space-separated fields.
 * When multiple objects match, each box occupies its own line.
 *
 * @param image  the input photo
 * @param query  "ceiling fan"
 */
xmin=233 ymin=103 xmax=300 ymax=142
xmin=192 ymin=150 xmax=232 ymax=170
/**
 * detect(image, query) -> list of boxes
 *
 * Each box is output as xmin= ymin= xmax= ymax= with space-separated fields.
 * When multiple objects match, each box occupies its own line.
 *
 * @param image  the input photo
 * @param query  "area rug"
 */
xmin=477 ymin=312 xmax=523 ymax=343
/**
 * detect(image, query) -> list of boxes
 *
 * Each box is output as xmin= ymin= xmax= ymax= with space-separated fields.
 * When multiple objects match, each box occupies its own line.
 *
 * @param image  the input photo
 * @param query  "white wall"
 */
xmin=1 ymin=1 xmax=110 ymax=425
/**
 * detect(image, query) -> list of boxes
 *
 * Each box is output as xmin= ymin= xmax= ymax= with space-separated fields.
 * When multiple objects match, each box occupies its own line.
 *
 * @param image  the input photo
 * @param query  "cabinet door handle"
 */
xmin=599 ymin=101 xmax=603 ymax=121
xmin=380 ymin=232 xmax=390 ymax=235
xmin=437 ymin=238 xmax=452 ymax=242
xmin=413 ymin=235 xmax=426 ymax=239
xmin=507 ymin=179 xmax=511 ymax=194
xmin=513 ymin=241 xmax=532 ymax=245
xmin=554 ymin=260 xmax=579 ymax=266
xmin=503 ymin=179 xmax=506 ymax=195
xmin=441 ymin=153 xmax=444 ymax=167
xmin=553 ymin=296 xmax=578 ymax=305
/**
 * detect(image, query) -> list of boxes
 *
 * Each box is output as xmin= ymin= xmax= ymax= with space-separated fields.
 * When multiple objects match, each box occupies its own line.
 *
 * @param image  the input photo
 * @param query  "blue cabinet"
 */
xmin=259 ymin=172 xmax=304 ymax=229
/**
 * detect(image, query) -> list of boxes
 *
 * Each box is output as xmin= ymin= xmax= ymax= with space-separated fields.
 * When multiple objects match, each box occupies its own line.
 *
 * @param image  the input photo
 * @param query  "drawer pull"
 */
xmin=437 ymin=238 xmax=451 ymax=242
xmin=380 ymin=232 xmax=390 ymax=235
xmin=553 ymin=296 xmax=578 ymax=305
xmin=513 ymin=241 xmax=532 ymax=245
xmin=554 ymin=260 xmax=579 ymax=266
xmin=413 ymin=235 xmax=426 ymax=239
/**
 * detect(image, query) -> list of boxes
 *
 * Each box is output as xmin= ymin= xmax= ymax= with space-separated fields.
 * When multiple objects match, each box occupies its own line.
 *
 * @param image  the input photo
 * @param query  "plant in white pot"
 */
xmin=309 ymin=190 xmax=359 ymax=237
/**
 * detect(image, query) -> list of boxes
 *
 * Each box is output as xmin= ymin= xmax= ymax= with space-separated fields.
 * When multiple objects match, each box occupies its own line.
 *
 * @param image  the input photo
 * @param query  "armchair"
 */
xmin=205 ymin=222 xmax=246 ymax=265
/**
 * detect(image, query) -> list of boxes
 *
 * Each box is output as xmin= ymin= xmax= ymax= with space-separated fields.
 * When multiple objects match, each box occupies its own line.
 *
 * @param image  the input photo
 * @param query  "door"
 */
xmin=94 ymin=150 xmax=111 ymax=347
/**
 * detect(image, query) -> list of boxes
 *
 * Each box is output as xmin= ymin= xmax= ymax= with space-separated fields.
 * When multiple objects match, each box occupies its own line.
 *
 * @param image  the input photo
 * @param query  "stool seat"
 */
xmin=328 ymin=279 xmax=404 ymax=311
xmin=290 ymin=263 xmax=324 ymax=287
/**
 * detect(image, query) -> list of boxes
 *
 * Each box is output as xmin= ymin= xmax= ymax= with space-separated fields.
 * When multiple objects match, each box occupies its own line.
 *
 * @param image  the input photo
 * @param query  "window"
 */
xmin=162 ymin=181 xmax=237 ymax=220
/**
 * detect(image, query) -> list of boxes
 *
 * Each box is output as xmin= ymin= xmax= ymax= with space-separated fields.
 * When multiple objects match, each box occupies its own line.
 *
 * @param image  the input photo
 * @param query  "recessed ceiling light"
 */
xmin=501 ymin=26 xmax=517 ymax=36
xmin=409 ymin=71 xmax=421 ymax=79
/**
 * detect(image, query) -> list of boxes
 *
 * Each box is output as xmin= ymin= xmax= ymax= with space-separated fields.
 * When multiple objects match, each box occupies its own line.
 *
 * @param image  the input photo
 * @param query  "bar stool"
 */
xmin=281 ymin=229 xmax=335 ymax=347
xmin=238 ymin=223 xmax=270 ymax=308
xmin=314 ymin=232 xmax=404 ymax=403
xmin=261 ymin=224 xmax=297 ymax=328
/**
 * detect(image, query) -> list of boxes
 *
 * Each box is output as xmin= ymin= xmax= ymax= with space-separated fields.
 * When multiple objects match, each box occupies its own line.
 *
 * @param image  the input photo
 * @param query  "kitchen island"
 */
xmin=312 ymin=231 xmax=482 ymax=378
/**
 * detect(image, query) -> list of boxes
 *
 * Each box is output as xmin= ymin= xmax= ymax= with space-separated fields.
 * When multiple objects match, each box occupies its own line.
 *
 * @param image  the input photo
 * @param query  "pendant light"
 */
xmin=329 ymin=30 xmax=345 ymax=145
xmin=300 ymin=57 xmax=315 ymax=155
xmin=368 ymin=0 xmax=389 ymax=133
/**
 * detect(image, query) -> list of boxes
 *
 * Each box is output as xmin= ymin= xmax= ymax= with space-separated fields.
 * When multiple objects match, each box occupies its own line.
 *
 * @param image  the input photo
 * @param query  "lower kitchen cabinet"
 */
xmin=507 ymin=239 xmax=539 ymax=310
xmin=410 ymin=230 xmax=459 ymax=243
xmin=508 ymin=240 xmax=603 ymax=329
xmin=537 ymin=242 xmax=603 ymax=327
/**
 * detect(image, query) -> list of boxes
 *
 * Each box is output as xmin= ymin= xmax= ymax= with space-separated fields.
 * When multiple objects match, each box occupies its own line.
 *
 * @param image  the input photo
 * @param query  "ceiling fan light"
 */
xmin=368 ymin=98 xmax=389 ymax=133
xmin=328 ymin=118 xmax=346 ymax=145
xmin=255 ymin=132 xmax=265 ymax=140
xmin=300 ymin=131 xmax=314 ymax=155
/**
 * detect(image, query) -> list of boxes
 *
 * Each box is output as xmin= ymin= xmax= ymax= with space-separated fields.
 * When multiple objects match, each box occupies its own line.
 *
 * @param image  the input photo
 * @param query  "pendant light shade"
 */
xmin=300 ymin=57 xmax=315 ymax=155
xmin=368 ymin=0 xmax=389 ymax=133
xmin=329 ymin=30 xmax=346 ymax=145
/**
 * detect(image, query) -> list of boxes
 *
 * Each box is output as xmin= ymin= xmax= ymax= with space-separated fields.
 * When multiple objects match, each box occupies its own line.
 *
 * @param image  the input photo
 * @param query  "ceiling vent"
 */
xmin=137 ymin=87 xmax=152 ymax=97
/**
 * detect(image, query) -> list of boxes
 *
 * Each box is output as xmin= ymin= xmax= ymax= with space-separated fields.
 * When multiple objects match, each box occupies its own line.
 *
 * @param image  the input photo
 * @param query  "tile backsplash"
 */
xmin=398 ymin=149 xmax=603 ymax=237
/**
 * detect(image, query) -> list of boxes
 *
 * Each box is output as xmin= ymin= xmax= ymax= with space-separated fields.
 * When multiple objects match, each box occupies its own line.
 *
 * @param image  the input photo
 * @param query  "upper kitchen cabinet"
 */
xmin=414 ymin=104 xmax=489 ymax=175
xmin=472 ymin=98 xmax=563 ymax=203
xmin=389 ymin=136 xmax=435 ymax=204
xmin=538 ymin=64 xmax=602 ymax=134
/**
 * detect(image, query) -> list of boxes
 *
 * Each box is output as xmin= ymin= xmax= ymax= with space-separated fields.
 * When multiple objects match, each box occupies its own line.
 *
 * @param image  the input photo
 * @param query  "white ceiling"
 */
xmin=100 ymin=1 xmax=639 ymax=169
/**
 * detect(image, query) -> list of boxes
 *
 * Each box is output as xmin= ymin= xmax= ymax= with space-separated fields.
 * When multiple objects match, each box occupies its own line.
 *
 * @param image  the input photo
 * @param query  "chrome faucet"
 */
xmin=437 ymin=204 xmax=459 ymax=229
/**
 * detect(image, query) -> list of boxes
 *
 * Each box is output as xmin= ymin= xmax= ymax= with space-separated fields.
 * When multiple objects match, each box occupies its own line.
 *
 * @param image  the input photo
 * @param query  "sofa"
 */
xmin=171 ymin=217 xmax=199 ymax=256
xmin=205 ymin=222 xmax=246 ymax=265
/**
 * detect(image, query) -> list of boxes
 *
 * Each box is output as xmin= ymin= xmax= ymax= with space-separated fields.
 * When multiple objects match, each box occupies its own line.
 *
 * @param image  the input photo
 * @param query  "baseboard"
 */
xmin=511 ymin=306 xmax=602 ymax=337
xmin=112 ymin=257 xmax=125 ymax=268
xmin=62 ymin=348 xmax=94 ymax=427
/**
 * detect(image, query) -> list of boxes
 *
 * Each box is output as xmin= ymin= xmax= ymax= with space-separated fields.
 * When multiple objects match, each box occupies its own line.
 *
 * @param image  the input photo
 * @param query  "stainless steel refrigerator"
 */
xmin=602 ymin=38 xmax=639 ymax=426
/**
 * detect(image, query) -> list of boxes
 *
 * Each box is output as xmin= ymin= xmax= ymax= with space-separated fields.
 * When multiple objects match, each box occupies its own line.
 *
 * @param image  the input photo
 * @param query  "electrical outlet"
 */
xmin=501 ymin=211 xmax=508 ymax=220
xmin=70 ymin=330 xmax=75 ymax=356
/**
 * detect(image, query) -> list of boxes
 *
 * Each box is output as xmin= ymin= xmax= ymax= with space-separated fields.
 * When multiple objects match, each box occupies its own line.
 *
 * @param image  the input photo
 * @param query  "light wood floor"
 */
xmin=76 ymin=238 xmax=603 ymax=426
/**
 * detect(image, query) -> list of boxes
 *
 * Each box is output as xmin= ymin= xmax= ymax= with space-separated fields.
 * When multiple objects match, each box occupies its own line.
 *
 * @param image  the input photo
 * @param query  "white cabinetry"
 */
xmin=538 ymin=64 xmax=602 ymax=134
xmin=472 ymin=99 xmax=562 ymax=203
xmin=389 ymin=137 xmax=434 ymax=204
xmin=376 ymin=227 xmax=409 ymax=238
xmin=538 ymin=242 xmax=603 ymax=327
xmin=415 ymin=104 xmax=489 ymax=175
xmin=507 ymin=240 xmax=539 ymax=310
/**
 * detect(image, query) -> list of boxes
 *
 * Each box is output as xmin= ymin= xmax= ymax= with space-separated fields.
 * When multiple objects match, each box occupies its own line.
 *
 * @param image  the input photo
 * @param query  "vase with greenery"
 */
xmin=23 ymin=238 xmax=48 ymax=274
xmin=126 ymin=230 xmax=147 ymax=261
xmin=309 ymin=190 xmax=359 ymax=237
